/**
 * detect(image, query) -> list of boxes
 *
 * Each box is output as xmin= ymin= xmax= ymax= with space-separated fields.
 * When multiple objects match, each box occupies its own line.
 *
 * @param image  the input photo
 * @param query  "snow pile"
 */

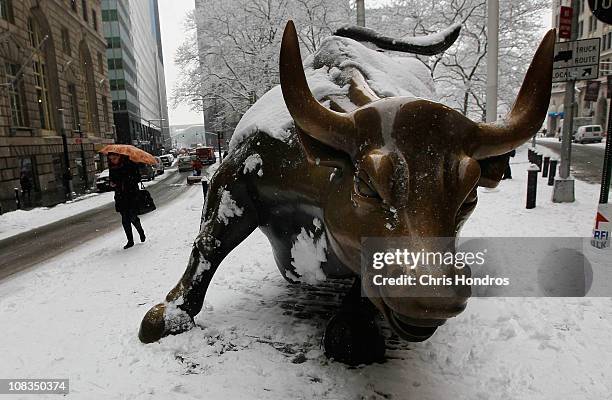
xmin=230 ymin=35 xmax=435 ymax=150
xmin=243 ymin=153 xmax=264 ymax=177
xmin=288 ymin=225 xmax=327 ymax=285
xmin=217 ymin=189 xmax=244 ymax=225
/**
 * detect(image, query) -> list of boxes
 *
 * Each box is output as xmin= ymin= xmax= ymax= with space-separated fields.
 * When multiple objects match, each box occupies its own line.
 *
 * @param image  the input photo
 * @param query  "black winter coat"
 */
xmin=110 ymin=161 xmax=141 ymax=213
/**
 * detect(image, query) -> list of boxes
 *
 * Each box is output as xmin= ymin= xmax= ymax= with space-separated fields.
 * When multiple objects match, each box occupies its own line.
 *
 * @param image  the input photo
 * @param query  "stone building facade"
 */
xmin=0 ymin=0 xmax=114 ymax=212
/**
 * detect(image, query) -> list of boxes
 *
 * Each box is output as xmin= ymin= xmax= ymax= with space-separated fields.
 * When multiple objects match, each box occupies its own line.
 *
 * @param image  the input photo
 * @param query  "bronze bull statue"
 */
xmin=140 ymin=21 xmax=555 ymax=365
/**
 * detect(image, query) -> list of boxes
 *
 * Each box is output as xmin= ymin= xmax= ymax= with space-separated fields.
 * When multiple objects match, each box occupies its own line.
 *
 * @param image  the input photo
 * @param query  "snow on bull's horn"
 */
xmin=333 ymin=23 xmax=462 ymax=56
xmin=472 ymin=29 xmax=556 ymax=160
xmin=279 ymin=20 xmax=356 ymax=154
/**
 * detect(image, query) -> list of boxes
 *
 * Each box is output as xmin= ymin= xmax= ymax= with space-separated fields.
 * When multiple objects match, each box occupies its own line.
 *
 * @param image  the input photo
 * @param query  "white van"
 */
xmin=574 ymin=125 xmax=603 ymax=144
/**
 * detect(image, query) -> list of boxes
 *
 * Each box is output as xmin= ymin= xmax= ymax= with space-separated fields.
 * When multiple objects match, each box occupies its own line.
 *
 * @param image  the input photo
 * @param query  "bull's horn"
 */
xmin=472 ymin=29 xmax=556 ymax=160
xmin=280 ymin=21 xmax=356 ymax=153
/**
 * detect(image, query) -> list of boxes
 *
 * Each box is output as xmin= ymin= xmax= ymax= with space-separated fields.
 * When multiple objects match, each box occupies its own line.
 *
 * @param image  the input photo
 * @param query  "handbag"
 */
xmin=136 ymin=182 xmax=156 ymax=215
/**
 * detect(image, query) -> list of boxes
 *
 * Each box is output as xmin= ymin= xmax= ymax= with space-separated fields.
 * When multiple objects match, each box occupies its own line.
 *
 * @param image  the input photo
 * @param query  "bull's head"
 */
xmin=280 ymin=21 xmax=554 ymax=340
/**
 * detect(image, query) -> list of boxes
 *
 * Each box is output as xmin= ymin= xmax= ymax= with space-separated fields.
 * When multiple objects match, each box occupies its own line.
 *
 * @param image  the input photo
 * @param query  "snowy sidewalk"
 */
xmin=0 ymin=169 xmax=176 ymax=241
xmin=0 ymin=145 xmax=610 ymax=399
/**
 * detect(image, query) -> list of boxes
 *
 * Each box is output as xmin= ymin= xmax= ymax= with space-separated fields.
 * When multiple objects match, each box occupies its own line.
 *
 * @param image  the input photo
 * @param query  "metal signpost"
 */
xmin=587 ymin=0 xmax=612 ymax=248
xmin=552 ymin=28 xmax=601 ymax=202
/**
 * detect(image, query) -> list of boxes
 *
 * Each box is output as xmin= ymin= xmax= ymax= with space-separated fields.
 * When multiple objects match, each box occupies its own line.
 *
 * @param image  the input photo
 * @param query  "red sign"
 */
xmin=559 ymin=6 xmax=573 ymax=39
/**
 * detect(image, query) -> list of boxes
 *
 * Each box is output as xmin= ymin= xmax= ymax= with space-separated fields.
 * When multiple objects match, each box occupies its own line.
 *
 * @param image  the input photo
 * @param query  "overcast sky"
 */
xmin=157 ymin=1 xmax=553 ymax=128
xmin=158 ymin=0 xmax=199 ymax=127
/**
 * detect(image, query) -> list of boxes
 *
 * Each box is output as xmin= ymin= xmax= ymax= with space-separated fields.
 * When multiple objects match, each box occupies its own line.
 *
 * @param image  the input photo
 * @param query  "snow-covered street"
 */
xmin=1 ymin=146 xmax=611 ymax=399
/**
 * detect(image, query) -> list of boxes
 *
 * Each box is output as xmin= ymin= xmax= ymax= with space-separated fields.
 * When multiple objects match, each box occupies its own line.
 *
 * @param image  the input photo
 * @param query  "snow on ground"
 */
xmin=0 ymin=169 xmax=175 ymax=240
xmin=0 ymin=145 xmax=611 ymax=399
xmin=538 ymin=135 xmax=608 ymax=150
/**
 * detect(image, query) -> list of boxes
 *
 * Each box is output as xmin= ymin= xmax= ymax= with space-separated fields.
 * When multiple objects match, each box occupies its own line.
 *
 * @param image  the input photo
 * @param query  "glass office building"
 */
xmin=102 ymin=0 xmax=169 ymax=154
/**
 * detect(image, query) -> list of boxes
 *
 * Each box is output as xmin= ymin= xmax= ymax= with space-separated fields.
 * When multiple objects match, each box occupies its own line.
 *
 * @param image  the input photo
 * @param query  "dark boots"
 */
xmin=121 ymin=211 xmax=145 ymax=249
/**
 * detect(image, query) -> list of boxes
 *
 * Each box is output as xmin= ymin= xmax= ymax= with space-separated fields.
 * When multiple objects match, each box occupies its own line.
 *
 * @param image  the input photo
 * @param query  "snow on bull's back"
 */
xmin=230 ymin=35 xmax=436 ymax=150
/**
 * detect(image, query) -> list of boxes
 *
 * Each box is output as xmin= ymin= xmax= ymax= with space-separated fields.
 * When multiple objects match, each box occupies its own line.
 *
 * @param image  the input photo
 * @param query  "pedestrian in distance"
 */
xmin=192 ymin=157 xmax=203 ymax=176
xmin=19 ymin=172 xmax=32 ymax=205
xmin=502 ymin=149 xmax=516 ymax=180
xmin=108 ymin=152 xmax=146 ymax=249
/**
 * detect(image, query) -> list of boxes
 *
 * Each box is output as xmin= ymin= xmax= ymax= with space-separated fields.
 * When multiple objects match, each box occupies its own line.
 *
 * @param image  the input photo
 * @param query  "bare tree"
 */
xmin=172 ymin=0 xmax=352 ymax=137
xmin=367 ymin=0 xmax=551 ymax=120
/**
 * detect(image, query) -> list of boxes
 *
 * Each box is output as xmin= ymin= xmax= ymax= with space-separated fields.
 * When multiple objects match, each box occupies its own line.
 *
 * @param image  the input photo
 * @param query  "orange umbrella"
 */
xmin=99 ymin=144 xmax=157 ymax=165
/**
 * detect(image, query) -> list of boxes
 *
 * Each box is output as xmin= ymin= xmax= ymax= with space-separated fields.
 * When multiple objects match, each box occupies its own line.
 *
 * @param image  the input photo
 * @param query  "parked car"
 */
xmin=95 ymin=169 xmax=111 ymax=192
xmin=154 ymin=157 xmax=165 ymax=175
xmin=159 ymin=154 xmax=174 ymax=167
xmin=139 ymin=164 xmax=156 ymax=181
xmin=574 ymin=125 xmax=603 ymax=144
xmin=178 ymin=155 xmax=193 ymax=172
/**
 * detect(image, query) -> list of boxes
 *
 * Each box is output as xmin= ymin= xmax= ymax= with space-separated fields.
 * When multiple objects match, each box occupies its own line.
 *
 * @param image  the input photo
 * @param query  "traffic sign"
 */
xmin=588 ymin=0 xmax=612 ymax=24
xmin=553 ymin=38 xmax=601 ymax=83
xmin=559 ymin=6 xmax=573 ymax=39
xmin=591 ymin=204 xmax=610 ymax=249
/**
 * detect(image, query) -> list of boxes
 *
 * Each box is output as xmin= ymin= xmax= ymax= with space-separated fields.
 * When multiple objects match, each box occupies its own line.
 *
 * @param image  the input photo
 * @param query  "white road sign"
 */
xmin=553 ymin=38 xmax=601 ymax=83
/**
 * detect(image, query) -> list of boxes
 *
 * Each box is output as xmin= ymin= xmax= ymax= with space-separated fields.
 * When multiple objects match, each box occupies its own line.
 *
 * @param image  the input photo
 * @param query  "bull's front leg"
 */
xmin=139 ymin=170 xmax=257 ymax=343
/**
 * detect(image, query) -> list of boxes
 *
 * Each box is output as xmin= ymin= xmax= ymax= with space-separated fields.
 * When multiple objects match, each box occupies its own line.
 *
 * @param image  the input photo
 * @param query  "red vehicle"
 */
xmin=195 ymin=146 xmax=216 ymax=165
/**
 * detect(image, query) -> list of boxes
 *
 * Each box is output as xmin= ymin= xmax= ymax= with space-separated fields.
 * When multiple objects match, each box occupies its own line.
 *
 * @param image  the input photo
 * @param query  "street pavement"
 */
xmin=536 ymin=139 xmax=609 ymax=188
xmin=0 ymin=169 xmax=200 ymax=281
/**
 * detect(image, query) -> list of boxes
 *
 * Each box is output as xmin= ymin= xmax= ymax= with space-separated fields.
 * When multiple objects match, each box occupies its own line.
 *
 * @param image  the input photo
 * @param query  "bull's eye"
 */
xmin=354 ymin=172 xmax=380 ymax=199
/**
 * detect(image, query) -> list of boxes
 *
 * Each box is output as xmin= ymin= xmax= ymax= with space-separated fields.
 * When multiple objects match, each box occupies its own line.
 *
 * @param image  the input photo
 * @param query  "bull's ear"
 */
xmin=296 ymin=127 xmax=351 ymax=170
xmin=477 ymin=153 xmax=511 ymax=188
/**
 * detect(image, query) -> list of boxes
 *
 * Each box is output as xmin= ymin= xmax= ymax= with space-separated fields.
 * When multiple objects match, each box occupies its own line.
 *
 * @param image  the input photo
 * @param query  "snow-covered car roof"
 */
xmin=96 ymin=169 xmax=109 ymax=179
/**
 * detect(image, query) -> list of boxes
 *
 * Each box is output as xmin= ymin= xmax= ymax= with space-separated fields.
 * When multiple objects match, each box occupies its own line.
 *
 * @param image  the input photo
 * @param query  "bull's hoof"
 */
xmin=139 ymin=303 xmax=195 ymax=343
xmin=323 ymin=311 xmax=385 ymax=365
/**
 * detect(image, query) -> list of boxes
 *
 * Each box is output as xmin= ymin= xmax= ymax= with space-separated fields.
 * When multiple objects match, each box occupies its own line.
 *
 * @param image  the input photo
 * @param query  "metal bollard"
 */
xmin=542 ymin=156 xmax=550 ymax=177
xmin=548 ymin=159 xmax=557 ymax=186
xmin=14 ymin=188 xmax=21 ymax=209
xmin=535 ymin=154 xmax=543 ymax=170
xmin=526 ymin=165 xmax=539 ymax=209
xmin=528 ymin=149 xmax=534 ymax=163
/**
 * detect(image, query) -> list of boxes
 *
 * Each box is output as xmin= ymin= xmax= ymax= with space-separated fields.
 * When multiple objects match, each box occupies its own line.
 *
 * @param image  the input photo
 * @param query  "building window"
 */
xmin=70 ymin=0 xmax=77 ymax=12
xmin=80 ymin=53 xmax=96 ymax=134
xmin=579 ymin=21 xmax=584 ymax=37
xmin=0 ymin=0 xmax=14 ymax=23
xmin=107 ymin=58 xmax=123 ymax=70
xmin=109 ymin=78 xmax=125 ymax=91
xmin=112 ymin=99 xmax=126 ymax=111
xmin=67 ymin=83 xmax=80 ymax=131
xmin=81 ymin=0 xmax=88 ymax=22
xmin=5 ymin=63 xmax=28 ymax=127
xmin=97 ymin=52 xmax=104 ymax=73
xmin=61 ymin=27 xmax=71 ymax=56
xmin=28 ymin=17 xmax=54 ymax=131
xmin=92 ymin=9 xmax=97 ymax=31
xmin=106 ymin=37 xmax=120 ymax=49
xmin=102 ymin=9 xmax=118 ymax=21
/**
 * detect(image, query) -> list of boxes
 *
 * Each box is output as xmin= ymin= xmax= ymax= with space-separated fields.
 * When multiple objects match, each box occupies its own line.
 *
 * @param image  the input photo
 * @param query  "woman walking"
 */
xmin=108 ymin=152 xmax=146 ymax=249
